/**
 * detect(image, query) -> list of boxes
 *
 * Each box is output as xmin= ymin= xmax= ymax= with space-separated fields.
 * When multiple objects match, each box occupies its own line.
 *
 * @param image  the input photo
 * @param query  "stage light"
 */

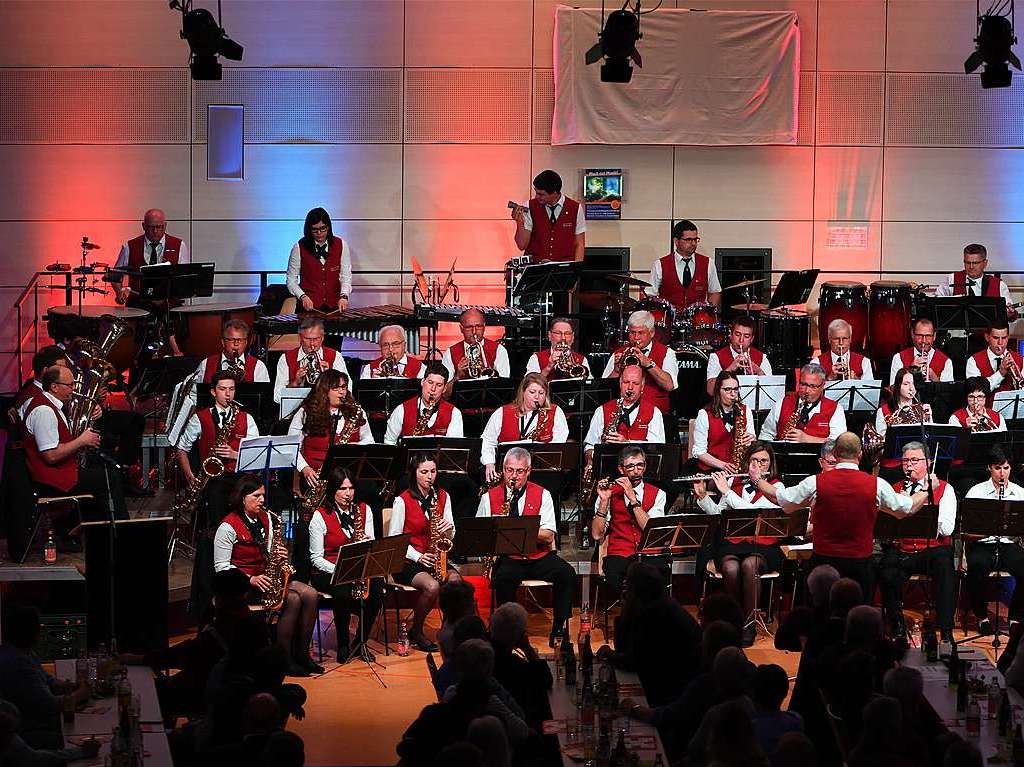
xmin=170 ymin=0 xmax=244 ymax=81
xmin=964 ymin=2 xmax=1020 ymax=89
xmin=585 ymin=2 xmax=646 ymax=83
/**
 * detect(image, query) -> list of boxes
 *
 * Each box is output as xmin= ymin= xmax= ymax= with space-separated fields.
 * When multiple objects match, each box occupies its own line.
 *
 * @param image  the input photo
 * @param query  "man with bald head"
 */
xmin=113 ymin=208 xmax=190 ymax=305
xmin=440 ymin=308 xmax=510 ymax=382
xmin=360 ymin=325 xmax=424 ymax=379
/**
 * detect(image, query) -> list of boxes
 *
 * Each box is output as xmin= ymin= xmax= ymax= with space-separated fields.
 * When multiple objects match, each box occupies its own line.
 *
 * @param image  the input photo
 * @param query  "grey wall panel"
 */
xmin=815 ymin=72 xmax=884 ymax=146
xmin=405 ymin=70 xmax=530 ymax=144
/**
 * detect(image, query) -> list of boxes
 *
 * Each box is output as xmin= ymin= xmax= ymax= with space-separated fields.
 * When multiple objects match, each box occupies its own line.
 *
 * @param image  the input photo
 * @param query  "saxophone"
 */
xmin=258 ymin=507 xmax=295 ymax=621
xmin=303 ymin=350 xmax=322 ymax=386
xmin=347 ymin=500 xmax=370 ymax=600
xmin=413 ymin=398 xmax=438 ymax=436
xmin=299 ymin=401 xmax=366 ymax=519
xmin=426 ymin=488 xmax=452 ymax=582
xmin=582 ymin=399 xmax=625 ymax=504
xmin=526 ymin=406 xmax=552 ymax=441
xmin=172 ymin=401 xmax=239 ymax=519
xmin=483 ymin=477 xmax=515 ymax=580
xmin=730 ymin=404 xmax=747 ymax=466
xmin=779 ymin=395 xmax=805 ymax=439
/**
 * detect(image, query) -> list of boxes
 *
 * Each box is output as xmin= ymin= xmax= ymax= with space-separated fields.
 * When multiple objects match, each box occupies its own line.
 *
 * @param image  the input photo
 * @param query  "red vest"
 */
xmin=367 ymin=355 xmax=422 ymax=378
xmin=196 ymin=408 xmax=250 ymax=473
xmin=657 ymin=252 xmax=710 ymax=309
xmin=723 ymin=476 xmax=780 ymax=546
xmin=713 ymin=345 xmax=765 ymax=374
xmin=224 ymin=510 xmax=270 ymax=577
xmin=817 ymin=350 xmax=870 ymax=379
xmin=898 ymin=347 xmax=949 ymax=380
xmin=497 ymin=404 xmax=559 ymax=443
xmin=203 ymin=354 xmax=259 ymax=384
xmin=401 ymin=397 xmax=455 ymax=437
xmin=535 ymin=349 xmax=587 ymax=380
xmin=487 ymin=481 xmax=548 ymax=559
xmin=953 ymin=271 xmax=1002 ymax=297
xmin=607 ymin=482 xmax=659 ymax=558
xmin=601 ymin=399 xmax=657 ymax=441
xmin=699 ymin=405 xmax=747 ymax=470
xmin=126 ymin=234 xmax=182 ymax=293
xmin=301 ymin=410 xmax=362 ymax=472
xmin=399 ymin=488 xmax=449 ymax=556
xmin=613 ymin=342 xmax=671 ymax=414
xmin=284 ymin=346 xmax=337 ymax=383
xmin=812 ymin=468 xmax=880 ymax=558
xmin=776 ymin=393 xmax=838 ymax=439
xmin=449 ymin=339 xmax=500 ymax=373
xmin=312 ymin=503 xmax=371 ymax=564
xmin=525 ymin=197 xmax=579 ymax=262
xmin=950 ymin=407 xmax=1002 ymax=430
xmin=23 ymin=396 xmax=78 ymax=492
xmin=970 ymin=349 xmax=1024 ymax=394
xmin=892 ymin=479 xmax=951 ymax=553
xmin=298 ymin=237 xmax=344 ymax=309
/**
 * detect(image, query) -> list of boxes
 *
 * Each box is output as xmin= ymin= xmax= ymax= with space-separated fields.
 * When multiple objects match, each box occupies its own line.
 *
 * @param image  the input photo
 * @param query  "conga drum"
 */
xmin=170 ymin=302 xmax=258 ymax=357
xmin=817 ymin=281 xmax=868 ymax=354
xmin=868 ymin=281 xmax=913 ymax=363
xmin=760 ymin=309 xmax=811 ymax=370
xmin=47 ymin=305 xmax=149 ymax=370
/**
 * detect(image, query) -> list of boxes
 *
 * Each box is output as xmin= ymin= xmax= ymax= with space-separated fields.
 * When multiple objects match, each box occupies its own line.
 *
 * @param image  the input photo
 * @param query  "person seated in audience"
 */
xmin=940 ymin=737 xmax=983 ymax=767
xmin=883 ymin=666 xmax=948 ymax=767
xmin=964 ymin=445 xmax=1024 ymax=635
xmin=772 ymin=732 xmax=819 ymax=767
xmin=431 ymin=615 xmax=489 ymax=700
xmin=583 ymin=365 xmax=666 ymax=476
xmin=890 ymin=317 xmax=953 ymax=384
xmin=774 ymin=564 xmax=839 ymax=653
xmin=197 ymin=692 xmax=286 ymax=766
xmin=704 ymin=699 xmax=769 ymax=767
xmin=815 ymin=319 xmax=874 ymax=380
xmin=272 ymin=316 xmax=348 ymax=403
xmin=704 ymin=315 xmax=772 ymax=395
xmin=489 ymin=603 xmax=554 ymax=732
xmin=751 ymin=664 xmax=803 ymax=759
xmin=816 ymin=606 xmax=900 ymax=709
xmin=697 ymin=593 xmax=746 ymax=635
xmin=525 ymin=316 xmax=591 ymax=381
xmin=440 ymin=308 xmax=511 ymax=384
xmin=693 ymin=370 xmax=753 ymax=473
xmin=360 ymin=325 xmax=424 ymax=379
xmin=465 ymin=716 xmax=511 ymax=767
xmin=0 ymin=699 xmax=99 ymax=766
xmin=948 ymin=376 xmax=1005 ymax=431
xmin=965 ymin=320 xmax=1022 ymax=393
xmin=602 ymin=310 xmax=678 ymax=414
xmin=437 ymin=579 xmax=478 ymax=659
xmin=758 ymin=363 xmax=846 ymax=443
xmin=694 ymin=442 xmax=786 ymax=646
xmin=685 ymin=648 xmax=759 ymax=767
xmin=0 ymin=606 xmax=91 ymax=750
xmin=847 ymin=696 xmax=915 ymax=767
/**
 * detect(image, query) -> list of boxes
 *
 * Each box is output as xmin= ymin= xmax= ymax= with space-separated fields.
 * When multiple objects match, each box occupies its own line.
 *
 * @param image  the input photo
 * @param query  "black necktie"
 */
xmin=799 ymin=403 xmax=813 ymax=423
xmin=681 ymin=258 xmax=693 ymax=288
xmin=967 ymin=278 xmax=977 ymax=296
xmin=316 ymin=244 xmax=328 ymax=262
xmin=744 ymin=483 xmax=758 ymax=496
xmin=906 ymin=482 xmax=919 ymax=495
xmin=218 ymin=409 xmax=226 ymax=427
xmin=243 ymin=515 xmax=265 ymax=546
xmin=548 ymin=205 xmax=558 ymax=225
xmin=148 ymin=241 xmax=159 ymax=265
xmin=995 ymin=356 xmax=1003 ymax=371
xmin=337 ymin=509 xmax=354 ymax=536
xmin=721 ymin=409 xmax=735 ymax=428
xmin=506 ymin=488 xmax=523 ymax=518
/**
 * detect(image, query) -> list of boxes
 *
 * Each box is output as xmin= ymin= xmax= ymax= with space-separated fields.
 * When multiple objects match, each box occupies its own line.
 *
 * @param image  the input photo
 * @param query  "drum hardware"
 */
xmin=634 ymin=297 xmax=675 ymax=346
xmin=577 ymin=291 xmax=639 ymax=313
xmin=605 ymin=273 xmax=652 ymax=289
xmin=729 ymin=277 xmax=768 ymax=291
xmin=760 ymin=308 xmax=811 ymax=370
xmin=730 ymin=303 xmax=769 ymax=313
xmin=45 ymin=262 xmax=72 ymax=273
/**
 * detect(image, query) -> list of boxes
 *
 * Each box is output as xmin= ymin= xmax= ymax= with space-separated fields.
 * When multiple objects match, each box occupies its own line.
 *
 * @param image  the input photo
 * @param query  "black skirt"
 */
xmin=714 ymin=539 xmax=784 ymax=573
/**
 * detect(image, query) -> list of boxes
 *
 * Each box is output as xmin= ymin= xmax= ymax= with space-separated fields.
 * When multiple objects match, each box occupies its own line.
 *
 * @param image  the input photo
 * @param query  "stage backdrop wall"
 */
xmin=0 ymin=0 xmax=1023 ymax=388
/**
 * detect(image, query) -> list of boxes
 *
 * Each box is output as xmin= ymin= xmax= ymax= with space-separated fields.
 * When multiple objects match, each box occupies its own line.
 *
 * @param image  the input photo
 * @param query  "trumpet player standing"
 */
xmin=814 ymin=319 xmax=874 ymax=380
xmin=759 ymin=363 xmax=846 ymax=443
xmin=602 ymin=310 xmax=678 ymax=415
xmin=704 ymin=316 xmax=772 ymax=396
xmin=361 ymin=325 xmax=424 ymax=379
xmin=273 ymin=317 xmax=349 ymax=403
xmin=526 ymin=317 xmax=592 ymax=381
xmin=965 ymin=320 xmax=1023 ymax=394
xmin=948 ymin=377 xmax=1006 ymax=432
xmin=441 ymin=308 xmax=510 ymax=383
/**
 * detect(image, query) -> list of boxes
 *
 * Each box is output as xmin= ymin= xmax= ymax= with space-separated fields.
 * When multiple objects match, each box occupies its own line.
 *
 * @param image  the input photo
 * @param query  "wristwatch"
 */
xmin=339 ymin=293 xmax=349 ymax=300
xmin=644 ymin=362 xmax=655 ymax=370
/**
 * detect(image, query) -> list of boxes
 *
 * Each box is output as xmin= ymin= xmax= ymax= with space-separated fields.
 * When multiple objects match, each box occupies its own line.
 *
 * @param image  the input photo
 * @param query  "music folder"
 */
xmin=331 ymin=534 xmax=411 ymax=587
xmin=873 ymin=505 xmax=940 ymax=539
xmin=453 ymin=516 xmax=541 ymax=559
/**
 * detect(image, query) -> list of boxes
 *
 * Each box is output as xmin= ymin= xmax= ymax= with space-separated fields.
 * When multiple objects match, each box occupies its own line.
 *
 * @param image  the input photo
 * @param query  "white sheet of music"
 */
xmin=993 ymin=389 xmax=1024 ymax=420
xmin=823 ymin=378 xmax=882 ymax=411
xmin=737 ymin=374 xmax=786 ymax=412
xmin=279 ymin=387 xmax=310 ymax=420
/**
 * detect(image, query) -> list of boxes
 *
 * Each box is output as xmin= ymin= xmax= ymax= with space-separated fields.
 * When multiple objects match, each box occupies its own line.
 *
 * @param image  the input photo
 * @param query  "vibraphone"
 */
xmin=414 ymin=303 xmax=537 ymax=328
xmin=256 ymin=305 xmax=432 ymax=349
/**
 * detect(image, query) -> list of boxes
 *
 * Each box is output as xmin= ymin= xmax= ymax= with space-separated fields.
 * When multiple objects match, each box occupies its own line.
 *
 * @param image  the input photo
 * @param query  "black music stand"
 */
xmin=873 ymin=505 xmax=940 ymax=539
xmin=925 ymin=296 xmax=1006 ymax=335
xmin=739 ymin=375 xmax=786 ymax=414
xmin=513 ymin=262 xmax=583 ymax=342
xmin=331 ymin=533 xmax=411 ymax=687
xmin=451 ymin=378 xmax=517 ymax=413
xmin=236 ymin=435 xmax=302 ymax=494
xmin=495 ymin=442 xmax=580 ymax=474
xmin=592 ymin=443 xmax=681 ymax=485
xmin=137 ymin=262 xmax=216 ymax=302
xmin=550 ymin=378 xmax=617 ymax=440
xmin=770 ymin=443 xmax=822 ymax=484
xmin=767 ymin=269 xmax=819 ymax=309
xmin=398 ymin=437 xmax=481 ymax=475
xmin=452 ymin=516 xmax=541 ymax=560
xmin=327 ymin=444 xmax=409 ymax=495
xmin=355 ymin=379 xmax=423 ymax=419
xmin=131 ymin=354 xmax=199 ymax=400
xmin=198 ymin=383 xmax=276 ymax=431
xmin=881 ymin=424 xmax=967 ymax=479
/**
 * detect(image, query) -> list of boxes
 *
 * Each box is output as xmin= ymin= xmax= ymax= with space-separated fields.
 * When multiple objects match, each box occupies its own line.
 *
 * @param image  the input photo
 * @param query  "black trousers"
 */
xmin=491 ymin=551 xmax=576 ymax=626
xmin=808 ymin=553 xmax=874 ymax=603
xmin=602 ymin=554 xmax=671 ymax=595
xmin=966 ymin=542 xmax=1024 ymax=620
xmin=311 ymin=571 xmax=384 ymax=652
xmin=35 ymin=463 xmax=128 ymax=524
xmin=876 ymin=544 xmax=956 ymax=631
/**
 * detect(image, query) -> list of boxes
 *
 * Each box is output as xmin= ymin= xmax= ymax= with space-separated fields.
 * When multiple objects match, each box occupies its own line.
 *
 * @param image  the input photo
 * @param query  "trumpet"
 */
xmin=737 ymin=350 xmax=752 ymax=375
xmin=621 ymin=346 xmax=642 ymax=368
xmin=674 ymin=471 xmax=749 ymax=483
xmin=225 ymin=351 xmax=245 ymax=379
xmin=1006 ymin=353 xmax=1024 ymax=390
xmin=467 ymin=342 xmax=496 ymax=378
xmin=969 ymin=401 xmax=995 ymax=432
xmin=834 ymin=353 xmax=851 ymax=380
xmin=303 ymin=349 xmax=322 ymax=386
xmin=378 ymin=353 xmax=399 ymax=377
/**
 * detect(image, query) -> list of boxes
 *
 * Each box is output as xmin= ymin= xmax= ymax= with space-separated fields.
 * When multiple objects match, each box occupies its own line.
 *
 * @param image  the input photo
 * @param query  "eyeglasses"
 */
xmin=381 ymin=340 xmax=405 ymax=349
xmin=821 ymin=457 xmax=838 ymax=466
xmin=310 ymin=224 xmax=329 ymax=233
xmin=799 ymin=380 xmax=824 ymax=389
xmin=144 ymin=223 xmax=166 ymax=230
xmin=749 ymin=457 xmax=771 ymax=465
xmin=621 ymin=462 xmax=646 ymax=471
xmin=720 ymin=386 xmax=740 ymax=393
xmin=680 ymin=236 xmax=700 ymax=243
xmin=964 ymin=259 xmax=986 ymax=266
xmin=901 ymin=457 xmax=926 ymax=464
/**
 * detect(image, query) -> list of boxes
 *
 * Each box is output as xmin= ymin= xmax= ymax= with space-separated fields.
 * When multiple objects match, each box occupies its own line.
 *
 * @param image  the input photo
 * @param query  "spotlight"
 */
xmin=170 ymin=0 xmax=244 ymax=81
xmin=964 ymin=1 xmax=1020 ymax=89
xmin=585 ymin=2 xmax=645 ymax=83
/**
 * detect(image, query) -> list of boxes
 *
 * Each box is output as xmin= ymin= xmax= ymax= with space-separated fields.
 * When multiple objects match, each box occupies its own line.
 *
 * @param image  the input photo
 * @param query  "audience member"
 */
xmin=260 ymin=730 xmax=306 ymax=767
xmin=847 ymin=696 xmax=915 ymax=767
xmin=703 ymin=698 xmax=768 ymax=767
xmin=686 ymin=647 xmax=757 ymax=765
xmin=771 ymin=731 xmax=817 ymax=767
xmin=430 ymin=741 xmax=484 ymax=767
xmin=489 ymin=603 xmax=553 ymax=730
xmin=438 ymin=580 xmax=478 ymax=659
xmin=774 ymin=565 xmax=839 ymax=652
xmin=433 ymin=615 xmax=489 ymax=697
xmin=466 ymin=715 xmax=511 ymax=767
xmin=698 ymin=591 xmax=746 ymax=634
xmin=0 ymin=699 xmax=99 ymax=766
xmin=883 ymin=666 xmax=947 ymax=767
xmin=751 ymin=664 xmax=803 ymax=758
xmin=940 ymin=736 xmax=982 ymax=767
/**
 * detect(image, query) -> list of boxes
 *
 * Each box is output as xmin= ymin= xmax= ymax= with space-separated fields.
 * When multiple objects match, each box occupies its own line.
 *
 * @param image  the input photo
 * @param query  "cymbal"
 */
xmin=729 ymin=277 xmax=767 ymax=290
xmin=731 ymin=303 xmax=770 ymax=313
xmin=81 ymin=242 xmax=102 ymax=250
xmin=605 ymin=273 xmax=652 ymax=289
xmin=577 ymin=291 xmax=638 ymax=312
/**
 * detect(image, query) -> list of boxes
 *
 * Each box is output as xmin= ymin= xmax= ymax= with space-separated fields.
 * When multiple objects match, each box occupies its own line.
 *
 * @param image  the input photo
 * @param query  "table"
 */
xmin=546 ymin=660 xmax=668 ymax=767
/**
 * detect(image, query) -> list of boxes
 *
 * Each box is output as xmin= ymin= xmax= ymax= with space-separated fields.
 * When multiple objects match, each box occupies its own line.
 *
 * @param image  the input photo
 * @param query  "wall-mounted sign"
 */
xmin=582 ymin=168 xmax=623 ymax=220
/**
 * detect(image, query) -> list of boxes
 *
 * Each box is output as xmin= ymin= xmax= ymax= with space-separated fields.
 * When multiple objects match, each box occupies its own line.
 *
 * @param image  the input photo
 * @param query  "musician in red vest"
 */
xmin=13 ymin=346 xmax=67 ymax=421
xmin=526 ymin=317 xmax=592 ymax=381
xmin=113 ymin=208 xmax=190 ymax=305
xmin=601 ymin=310 xmax=678 ymax=415
xmin=774 ymin=431 xmax=930 ymax=597
xmin=213 ymin=474 xmax=321 ymax=676
xmin=440 ymin=308 xmax=511 ymax=384
xmin=384 ymin=363 xmax=463 ymax=444
xmin=694 ymin=441 xmax=786 ymax=646
xmin=387 ymin=453 xmax=457 ymax=652
xmin=583 ymin=365 xmax=666 ymax=466
xmin=478 ymin=447 xmax=577 ymax=646
xmin=359 ymin=325 xmax=424 ymax=379
xmin=965 ymin=320 xmax=1023 ymax=394
xmin=704 ymin=316 xmax=772 ymax=395
xmin=286 ymin=207 xmax=352 ymax=312
xmin=511 ymin=169 xmax=586 ymax=263
xmin=693 ymin=370 xmax=753 ymax=473
xmin=889 ymin=317 xmax=953 ymax=384
xmin=758 ymin=363 xmax=846 ymax=443
xmin=308 ymin=466 xmax=384 ymax=663
xmin=645 ymin=219 xmax=722 ymax=311
xmin=948 ymin=376 xmax=1006 ymax=432
xmin=193 ymin=319 xmax=270 ymax=384
xmin=876 ymin=441 xmax=957 ymax=642
xmin=272 ymin=316 xmax=349 ymax=403
xmin=592 ymin=446 xmax=667 ymax=595
xmin=814 ymin=318 xmax=874 ymax=380
xmin=936 ymin=243 xmax=1017 ymax=320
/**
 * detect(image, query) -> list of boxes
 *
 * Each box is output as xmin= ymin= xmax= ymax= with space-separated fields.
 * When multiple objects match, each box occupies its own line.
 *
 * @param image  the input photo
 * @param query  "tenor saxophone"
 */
xmin=259 ymin=507 xmax=295 ymax=622
xmin=483 ymin=477 xmax=515 ymax=580
xmin=426 ymin=488 xmax=451 ymax=582
xmin=172 ymin=401 xmax=239 ymax=519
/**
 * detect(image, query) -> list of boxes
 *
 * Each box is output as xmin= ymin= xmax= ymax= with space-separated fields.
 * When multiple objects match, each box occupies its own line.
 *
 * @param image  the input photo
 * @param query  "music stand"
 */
xmin=130 ymin=355 xmax=198 ymax=401
xmin=925 ymin=296 xmax=1006 ymax=335
xmin=327 ymin=444 xmax=409 ymax=496
xmin=279 ymin=387 xmax=310 ymax=420
xmin=823 ymin=378 xmax=882 ymax=413
xmin=550 ymin=378 xmax=617 ymax=440
xmin=331 ymin=533 xmax=411 ymax=686
xmin=513 ymin=262 xmax=583 ymax=343
xmin=237 ymin=434 xmax=302 ymax=491
xmin=452 ymin=516 xmax=542 ymax=560
xmin=738 ymin=374 xmax=786 ymax=413
xmin=994 ymin=390 xmax=1024 ymax=421
xmin=398 ymin=437 xmax=481 ymax=475
xmin=873 ymin=505 xmax=940 ymax=539
xmin=450 ymin=378 xmax=517 ymax=413
xmin=495 ymin=442 xmax=579 ymax=474
xmin=767 ymin=269 xmax=819 ymax=309
xmin=770 ymin=443 xmax=823 ymax=484
xmin=199 ymin=383 xmax=275 ymax=431
xmin=881 ymin=424 xmax=967 ymax=479
xmin=138 ymin=262 xmax=216 ymax=302
xmin=638 ymin=514 xmax=718 ymax=556
xmin=355 ymin=379 xmax=422 ymax=418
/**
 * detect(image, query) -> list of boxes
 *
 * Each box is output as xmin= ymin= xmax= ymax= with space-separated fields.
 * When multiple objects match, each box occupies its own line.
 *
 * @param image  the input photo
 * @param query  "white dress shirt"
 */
xmin=309 ymin=504 xmax=376 ymax=574
xmin=177 ymin=404 xmax=260 ymax=452
xmin=758 ymin=397 xmax=847 ymax=442
xmin=705 ymin=346 xmax=774 ymax=381
xmin=167 ymin=355 xmax=270 ymax=444
xmin=775 ymin=462 xmax=912 ymax=515
xmin=388 ymin=491 xmax=454 ymax=562
xmin=384 ymin=399 xmax=465 ymax=445
xmin=895 ymin=477 xmax=958 ymax=538
xmin=648 ymin=249 xmax=723 ymax=295
xmin=697 ymin=479 xmax=785 ymax=515
xmin=272 ymin=348 xmax=349 ymax=403
xmin=691 ymin=406 xmax=752 ymax=460
xmin=936 ymin=272 xmax=1013 ymax=302
xmin=965 ymin=348 xmax=1010 ymax=391
xmin=592 ymin=480 xmax=667 ymax=519
xmin=889 ymin=349 xmax=954 ymax=384
xmin=114 ymin=234 xmax=191 ymax=272
xmin=600 ymin=344 xmax=679 ymax=390
xmin=519 ymin=194 xmax=586 ymax=235
xmin=480 ymin=406 xmax=570 ymax=466
xmin=23 ymin=391 xmax=70 ymax=452
xmin=583 ymin=402 xmax=666 ymax=452
xmin=478 ymin=484 xmax=559 ymax=542
xmin=213 ymin=512 xmax=273 ymax=572
xmin=287 ymin=405 xmax=375 ymax=471
xmin=359 ymin=354 xmax=425 ymax=379
xmin=441 ymin=341 xmax=511 ymax=380
xmin=286 ymin=239 xmax=353 ymax=302
xmin=815 ymin=350 xmax=874 ymax=380
xmin=965 ymin=479 xmax=1024 ymax=544
xmin=525 ymin=351 xmax=593 ymax=380
xmin=16 ymin=379 xmax=45 ymax=420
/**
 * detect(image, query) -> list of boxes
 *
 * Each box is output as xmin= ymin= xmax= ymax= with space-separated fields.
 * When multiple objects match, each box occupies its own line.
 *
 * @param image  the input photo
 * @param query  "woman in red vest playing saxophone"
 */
xmin=692 ymin=370 xmax=752 ymax=473
xmin=213 ymin=474 xmax=322 ymax=676
xmin=286 ymin=207 xmax=352 ymax=312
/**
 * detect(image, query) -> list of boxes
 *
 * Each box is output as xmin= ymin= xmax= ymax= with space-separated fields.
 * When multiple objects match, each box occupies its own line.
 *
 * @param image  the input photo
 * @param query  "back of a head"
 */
xmin=836 ymin=650 xmax=877 ymax=704
xmin=705 ymin=699 xmax=764 ymax=766
xmin=942 ymin=736 xmax=983 ymax=767
xmin=0 ymin=700 xmax=20 ymax=742
xmin=242 ymin=692 xmax=282 ymax=735
xmin=702 ymin=620 xmax=742 ymax=664
xmin=807 ymin=565 xmax=840 ymax=610
xmin=857 ymin=696 xmax=903 ymax=750
xmin=626 ymin=561 xmax=663 ymax=604
xmin=456 ymin=638 xmax=495 ymax=683
xmin=1 ymin=605 xmax=40 ymax=649
xmin=883 ymin=666 xmax=924 ymax=705
xmin=772 ymin=732 xmax=817 ymax=767
xmin=212 ymin=568 xmax=251 ymax=610
xmin=752 ymin=663 xmax=789 ymax=711
xmin=467 ymin=715 xmax=510 ymax=767
xmin=712 ymin=646 xmax=754 ymax=698
xmin=439 ymin=579 xmax=477 ymax=624
xmin=452 ymin=615 xmax=489 ymax=650
xmin=489 ymin=602 xmax=528 ymax=649
xmin=260 ymin=730 xmax=305 ymax=767
xmin=845 ymin=605 xmax=883 ymax=646
xmin=829 ymin=578 xmax=863 ymax=616
xmin=700 ymin=592 xmax=745 ymax=633
xmin=432 ymin=740 xmax=484 ymax=767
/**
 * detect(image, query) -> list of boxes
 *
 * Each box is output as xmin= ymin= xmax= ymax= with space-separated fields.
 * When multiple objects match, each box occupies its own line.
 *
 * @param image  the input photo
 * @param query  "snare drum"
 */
xmin=868 ymin=280 xmax=913 ymax=363
xmin=760 ymin=309 xmax=811 ymax=370
xmin=818 ymin=281 xmax=868 ymax=353
xmin=635 ymin=298 xmax=675 ymax=346
xmin=682 ymin=301 xmax=725 ymax=347
xmin=170 ymin=302 xmax=258 ymax=357
xmin=47 ymin=305 xmax=149 ymax=370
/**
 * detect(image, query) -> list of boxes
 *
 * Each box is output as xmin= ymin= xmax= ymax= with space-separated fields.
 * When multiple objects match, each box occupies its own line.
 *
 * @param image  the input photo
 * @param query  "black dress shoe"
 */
xmin=742 ymin=625 xmax=757 ymax=648
xmin=286 ymin=663 xmax=310 ymax=677
xmin=410 ymin=633 xmax=439 ymax=652
xmin=336 ymin=647 xmax=351 ymax=664
xmin=303 ymin=659 xmax=326 ymax=675
xmin=979 ymin=618 xmax=995 ymax=636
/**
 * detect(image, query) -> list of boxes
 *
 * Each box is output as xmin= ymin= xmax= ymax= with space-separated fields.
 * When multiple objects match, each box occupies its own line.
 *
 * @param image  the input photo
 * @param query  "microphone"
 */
xmin=96 ymin=449 xmax=123 ymax=471
xmin=45 ymin=262 xmax=71 ymax=272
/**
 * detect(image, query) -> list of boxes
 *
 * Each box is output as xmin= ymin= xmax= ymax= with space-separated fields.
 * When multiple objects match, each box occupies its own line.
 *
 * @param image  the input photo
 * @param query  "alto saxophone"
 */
xmin=299 ymin=401 xmax=366 ymax=519
xmin=426 ymin=488 xmax=451 ymax=582
xmin=526 ymin=406 xmax=552 ymax=441
xmin=730 ymin=404 xmax=747 ymax=466
xmin=304 ymin=350 xmax=322 ymax=386
xmin=172 ymin=401 xmax=239 ymax=519
xmin=582 ymin=399 xmax=625 ymax=504
xmin=413 ymin=398 xmax=438 ymax=436
xmin=259 ymin=507 xmax=295 ymax=621
xmin=483 ymin=477 xmax=515 ymax=580
xmin=779 ymin=395 xmax=805 ymax=439
xmin=347 ymin=500 xmax=370 ymax=600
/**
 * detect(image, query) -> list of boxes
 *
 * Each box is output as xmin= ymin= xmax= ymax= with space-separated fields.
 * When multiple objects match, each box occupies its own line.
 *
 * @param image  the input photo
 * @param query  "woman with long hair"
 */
xmin=693 ymin=369 xmax=752 ymax=473
xmin=286 ymin=207 xmax=352 ymax=312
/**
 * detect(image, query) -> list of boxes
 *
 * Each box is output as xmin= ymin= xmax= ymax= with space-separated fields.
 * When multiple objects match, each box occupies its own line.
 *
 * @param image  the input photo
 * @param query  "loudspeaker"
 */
xmin=207 ymin=104 xmax=244 ymax=180
xmin=715 ymin=248 xmax=772 ymax=318
xmin=576 ymin=247 xmax=630 ymax=352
